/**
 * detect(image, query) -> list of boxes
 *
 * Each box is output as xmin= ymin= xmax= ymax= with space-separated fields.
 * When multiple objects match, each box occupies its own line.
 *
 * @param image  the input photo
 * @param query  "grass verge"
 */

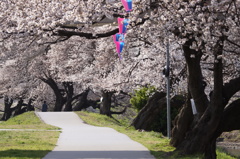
xmin=0 ymin=111 xmax=60 ymax=130
xmin=0 ymin=112 xmax=60 ymax=159
xmin=76 ymin=111 xmax=236 ymax=159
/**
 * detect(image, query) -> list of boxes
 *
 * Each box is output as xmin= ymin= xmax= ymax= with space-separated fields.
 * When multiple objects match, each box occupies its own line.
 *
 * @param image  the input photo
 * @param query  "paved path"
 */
xmin=36 ymin=112 xmax=155 ymax=159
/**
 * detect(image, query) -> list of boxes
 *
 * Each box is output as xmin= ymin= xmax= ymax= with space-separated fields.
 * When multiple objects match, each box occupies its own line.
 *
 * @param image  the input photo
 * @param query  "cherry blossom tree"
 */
xmin=44 ymin=31 xmax=174 ymax=115
xmin=1 ymin=0 xmax=240 ymax=158
xmin=151 ymin=1 xmax=240 ymax=158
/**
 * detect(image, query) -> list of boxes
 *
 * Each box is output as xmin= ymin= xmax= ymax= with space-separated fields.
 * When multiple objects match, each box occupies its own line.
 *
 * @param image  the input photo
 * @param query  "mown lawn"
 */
xmin=0 ymin=112 xmax=60 ymax=130
xmin=0 ymin=112 xmax=60 ymax=159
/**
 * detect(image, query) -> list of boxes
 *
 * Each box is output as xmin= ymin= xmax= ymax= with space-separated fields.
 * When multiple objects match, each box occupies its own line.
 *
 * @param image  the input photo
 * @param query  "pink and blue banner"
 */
xmin=113 ymin=34 xmax=125 ymax=59
xmin=113 ymin=33 xmax=125 ymax=42
xmin=121 ymin=0 xmax=132 ymax=12
xmin=112 ymin=1 xmax=132 ymax=59
xmin=113 ymin=33 xmax=124 ymax=53
xmin=118 ymin=18 xmax=129 ymax=34
xmin=115 ymin=41 xmax=125 ymax=54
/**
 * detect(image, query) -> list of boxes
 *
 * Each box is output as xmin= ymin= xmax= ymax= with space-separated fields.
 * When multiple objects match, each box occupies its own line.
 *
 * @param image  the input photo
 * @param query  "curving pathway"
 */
xmin=36 ymin=112 xmax=155 ymax=159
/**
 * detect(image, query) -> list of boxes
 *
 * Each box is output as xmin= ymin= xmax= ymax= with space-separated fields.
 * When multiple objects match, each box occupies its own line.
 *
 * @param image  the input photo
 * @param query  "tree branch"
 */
xmin=54 ymin=17 xmax=150 ymax=39
xmin=183 ymin=39 xmax=209 ymax=115
xmin=226 ymin=38 xmax=240 ymax=48
xmin=219 ymin=98 xmax=240 ymax=132
xmin=55 ymin=29 xmax=119 ymax=39
xmin=223 ymin=76 xmax=240 ymax=105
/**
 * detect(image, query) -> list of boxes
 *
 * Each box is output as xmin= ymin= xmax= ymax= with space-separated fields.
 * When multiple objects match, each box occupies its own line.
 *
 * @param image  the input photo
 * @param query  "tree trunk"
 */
xmin=171 ymin=38 xmax=226 ymax=159
xmin=132 ymin=92 xmax=185 ymax=135
xmin=1 ymin=96 xmax=13 ymax=121
xmin=170 ymin=93 xmax=193 ymax=146
xmin=13 ymin=99 xmax=24 ymax=116
xmin=183 ymin=39 xmax=209 ymax=117
xmin=63 ymin=82 xmax=74 ymax=111
xmin=171 ymin=37 xmax=207 ymax=147
xmin=131 ymin=92 xmax=165 ymax=130
xmin=73 ymin=89 xmax=90 ymax=111
xmin=40 ymin=77 xmax=66 ymax=111
xmin=218 ymin=99 xmax=240 ymax=132
xmin=27 ymin=98 xmax=34 ymax=111
xmin=100 ymin=91 xmax=114 ymax=116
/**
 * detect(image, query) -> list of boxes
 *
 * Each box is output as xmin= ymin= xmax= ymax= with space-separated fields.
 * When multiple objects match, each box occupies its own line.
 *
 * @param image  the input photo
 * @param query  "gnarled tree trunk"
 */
xmin=170 ymin=93 xmax=193 ymax=146
xmin=100 ymin=91 xmax=114 ymax=116
xmin=170 ymin=37 xmax=240 ymax=159
xmin=132 ymin=92 xmax=185 ymax=135
xmin=63 ymin=82 xmax=74 ymax=111
xmin=73 ymin=89 xmax=90 ymax=111
xmin=40 ymin=77 xmax=66 ymax=111
xmin=27 ymin=98 xmax=35 ymax=111
xmin=131 ymin=92 xmax=166 ymax=130
xmin=1 ymin=96 xmax=13 ymax=121
xmin=13 ymin=98 xmax=24 ymax=116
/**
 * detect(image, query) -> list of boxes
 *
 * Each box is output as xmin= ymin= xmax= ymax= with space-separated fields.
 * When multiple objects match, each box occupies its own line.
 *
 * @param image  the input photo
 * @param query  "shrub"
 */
xmin=130 ymin=86 xmax=156 ymax=111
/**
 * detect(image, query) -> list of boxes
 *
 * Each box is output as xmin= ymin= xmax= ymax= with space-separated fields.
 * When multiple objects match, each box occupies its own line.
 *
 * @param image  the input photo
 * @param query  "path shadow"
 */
xmin=0 ymin=150 xmax=156 ymax=159
xmin=0 ymin=149 xmax=50 ymax=158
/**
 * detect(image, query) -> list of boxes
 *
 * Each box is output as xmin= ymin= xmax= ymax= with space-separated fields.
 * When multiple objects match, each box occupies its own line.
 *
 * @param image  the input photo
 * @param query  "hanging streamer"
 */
xmin=121 ymin=0 xmax=132 ymax=12
xmin=113 ymin=33 xmax=125 ymax=42
xmin=116 ymin=41 xmax=124 ymax=53
xmin=113 ymin=34 xmax=125 ymax=59
xmin=118 ymin=18 xmax=129 ymax=34
xmin=116 ymin=41 xmax=125 ymax=59
xmin=112 ymin=0 xmax=132 ymax=59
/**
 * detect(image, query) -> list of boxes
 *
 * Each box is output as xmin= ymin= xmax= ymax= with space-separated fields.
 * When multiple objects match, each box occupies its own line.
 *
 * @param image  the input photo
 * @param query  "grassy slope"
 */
xmin=76 ymin=111 xmax=236 ymax=159
xmin=0 ymin=112 xmax=59 ymax=130
xmin=0 ymin=112 xmax=60 ymax=159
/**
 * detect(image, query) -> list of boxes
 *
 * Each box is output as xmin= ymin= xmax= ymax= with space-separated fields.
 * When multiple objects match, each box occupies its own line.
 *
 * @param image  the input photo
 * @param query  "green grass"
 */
xmin=216 ymin=148 xmax=237 ymax=159
xmin=0 ymin=112 xmax=60 ymax=159
xmin=76 ymin=111 xmax=237 ymax=159
xmin=0 ymin=112 xmax=59 ymax=130
xmin=0 ymin=111 xmax=236 ymax=159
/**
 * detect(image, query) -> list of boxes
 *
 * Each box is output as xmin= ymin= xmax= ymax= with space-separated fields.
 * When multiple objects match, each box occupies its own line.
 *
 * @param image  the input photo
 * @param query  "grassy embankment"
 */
xmin=0 ymin=112 xmax=60 ymax=159
xmin=76 ymin=111 xmax=236 ymax=159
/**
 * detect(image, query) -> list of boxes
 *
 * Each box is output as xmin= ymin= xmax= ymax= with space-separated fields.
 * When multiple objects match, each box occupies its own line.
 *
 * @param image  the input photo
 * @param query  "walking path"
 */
xmin=36 ymin=112 xmax=155 ymax=159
